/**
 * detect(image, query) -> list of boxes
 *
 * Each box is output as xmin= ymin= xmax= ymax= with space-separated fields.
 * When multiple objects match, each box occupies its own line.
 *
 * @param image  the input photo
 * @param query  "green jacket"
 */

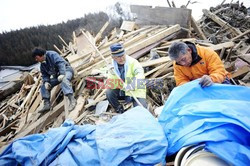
xmin=107 ymin=55 xmax=146 ymax=99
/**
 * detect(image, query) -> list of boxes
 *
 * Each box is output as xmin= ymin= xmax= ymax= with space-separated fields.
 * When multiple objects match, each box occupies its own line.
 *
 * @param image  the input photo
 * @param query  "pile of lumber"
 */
xmin=198 ymin=1 xmax=250 ymax=85
xmin=0 ymin=3 xmax=249 ymax=152
xmin=0 ymin=23 xmax=182 ymax=150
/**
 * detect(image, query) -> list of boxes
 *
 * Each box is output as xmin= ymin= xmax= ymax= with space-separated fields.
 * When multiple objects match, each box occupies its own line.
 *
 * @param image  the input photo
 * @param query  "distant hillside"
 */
xmin=0 ymin=3 xmax=130 ymax=66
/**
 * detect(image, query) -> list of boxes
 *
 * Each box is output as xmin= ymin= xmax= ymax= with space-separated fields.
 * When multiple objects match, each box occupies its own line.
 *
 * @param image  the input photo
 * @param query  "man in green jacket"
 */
xmin=106 ymin=43 xmax=147 ymax=113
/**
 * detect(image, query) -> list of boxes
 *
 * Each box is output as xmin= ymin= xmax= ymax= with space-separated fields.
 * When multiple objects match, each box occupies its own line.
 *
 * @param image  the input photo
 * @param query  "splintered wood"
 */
xmin=0 ymin=2 xmax=249 ymax=152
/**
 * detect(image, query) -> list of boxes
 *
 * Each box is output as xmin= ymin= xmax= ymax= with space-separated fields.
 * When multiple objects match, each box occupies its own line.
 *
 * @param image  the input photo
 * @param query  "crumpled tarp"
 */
xmin=158 ymin=80 xmax=250 ymax=166
xmin=0 ymin=106 xmax=167 ymax=166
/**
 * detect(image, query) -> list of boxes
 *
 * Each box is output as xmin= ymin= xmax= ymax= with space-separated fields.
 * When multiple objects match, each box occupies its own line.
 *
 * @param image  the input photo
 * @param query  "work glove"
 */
xmin=107 ymin=65 xmax=115 ymax=75
xmin=44 ymin=82 xmax=51 ymax=90
xmin=199 ymin=75 xmax=213 ymax=87
xmin=57 ymin=75 xmax=65 ymax=82
xmin=123 ymin=83 xmax=136 ymax=92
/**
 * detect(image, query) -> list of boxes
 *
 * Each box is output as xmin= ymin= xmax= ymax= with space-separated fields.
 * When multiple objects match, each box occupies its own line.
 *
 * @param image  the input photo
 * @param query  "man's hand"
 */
xmin=107 ymin=65 xmax=115 ymax=75
xmin=57 ymin=75 xmax=65 ymax=82
xmin=199 ymin=75 xmax=213 ymax=87
xmin=123 ymin=83 xmax=135 ymax=92
xmin=44 ymin=82 xmax=51 ymax=90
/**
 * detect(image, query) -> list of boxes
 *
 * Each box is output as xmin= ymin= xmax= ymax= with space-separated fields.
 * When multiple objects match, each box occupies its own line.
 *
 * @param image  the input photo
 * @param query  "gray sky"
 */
xmin=0 ymin=0 xmax=249 ymax=32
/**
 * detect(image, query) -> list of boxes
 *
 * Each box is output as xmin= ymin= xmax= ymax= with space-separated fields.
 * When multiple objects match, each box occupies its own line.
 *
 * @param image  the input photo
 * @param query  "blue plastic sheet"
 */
xmin=0 ymin=107 xmax=167 ymax=166
xmin=158 ymin=80 xmax=250 ymax=165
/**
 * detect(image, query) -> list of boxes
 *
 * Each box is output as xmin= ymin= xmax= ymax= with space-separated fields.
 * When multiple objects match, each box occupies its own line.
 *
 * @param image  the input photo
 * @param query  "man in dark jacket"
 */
xmin=32 ymin=48 xmax=76 ymax=113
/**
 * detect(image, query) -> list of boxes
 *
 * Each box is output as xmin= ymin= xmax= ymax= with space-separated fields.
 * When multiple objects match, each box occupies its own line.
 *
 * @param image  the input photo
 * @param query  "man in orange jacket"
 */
xmin=168 ymin=41 xmax=231 ymax=87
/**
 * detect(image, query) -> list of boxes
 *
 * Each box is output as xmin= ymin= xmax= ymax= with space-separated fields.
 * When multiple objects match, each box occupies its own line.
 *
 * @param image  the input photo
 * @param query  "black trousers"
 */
xmin=106 ymin=89 xmax=147 ymax=110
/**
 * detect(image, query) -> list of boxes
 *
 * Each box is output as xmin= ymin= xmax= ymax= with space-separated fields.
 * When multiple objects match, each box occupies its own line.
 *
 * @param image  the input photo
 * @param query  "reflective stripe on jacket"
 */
xmin=174 ymin=45 xmax=231 ymax=86
xmin=107 ymin=55 xmax=146 ymax=98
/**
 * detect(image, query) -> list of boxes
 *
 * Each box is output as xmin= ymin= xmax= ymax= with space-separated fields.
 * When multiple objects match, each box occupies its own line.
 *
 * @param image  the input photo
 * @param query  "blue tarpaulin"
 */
xmin=0 ymin=107 xmax=167 ymax=166
xmin=158 ymin=80 xmax=250 ymax=165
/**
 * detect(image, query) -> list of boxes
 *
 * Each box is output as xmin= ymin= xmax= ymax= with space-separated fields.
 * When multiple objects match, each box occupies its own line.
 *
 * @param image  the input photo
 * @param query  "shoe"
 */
xmin=38 ymin=100 xmax=51 ymax=113
xmin=67 ymin=94 xmax=77 ymax=112
xmin=116 ymin=105 xmax=124 ymax=114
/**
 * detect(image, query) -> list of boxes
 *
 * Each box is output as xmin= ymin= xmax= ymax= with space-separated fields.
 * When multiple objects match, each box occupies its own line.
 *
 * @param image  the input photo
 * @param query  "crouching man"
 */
xmin=32 ymin=48 xmax=77 ymax=113
xmin=106 ymin=43 xmax=147 ymax=113
xmin=168 ymin=41 xmax=231 ymax=87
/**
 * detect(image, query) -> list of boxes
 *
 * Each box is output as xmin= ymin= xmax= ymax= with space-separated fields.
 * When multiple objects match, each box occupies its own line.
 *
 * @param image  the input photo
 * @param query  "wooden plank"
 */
xmin=231 ymin=29 xmax=250 ymax=41
xmin=240 ymin=46 xmax=250 ymax=55
xmin=75 ymin=110 xmax=89 ymax=124
xmin=141 ymin=57 xmax=170 ymax=67
xmin=79 ymin=25 xmax=179 ymax=78
xmin=69 ymin=42 xmax=76 ymax=55
xmin=27 ymin=93 xmax=41 ymax=114
xmin=150 ymin=62 xmax=173 ymax=78
xmin=131 ymin=31 xmax=180 ymax=59
xmin=219 ymin=47 xmax=226 ymax=59
xmin=225 ymin=46 xmax=234 ymax=61
xmin=58 ymin=35 xmax=69 ymax=48
xmin=0 ymin=119 xmax=18 ymax=137
xmin=26 ymin=80 xmax=41 ymax=110
xmin=157 ymin=38 xmax=196 ymax=48
xmin=64 ymin=96 xmax=69 ymax=119
xmin=126 ymin=24 xmax=181 ymax=55
xmin=239 ymin=54 xmax=250 ymax=64
xmin=191 ymin=16 xmax=207 ymax=40
xmin=99 ymin=26 xmax=151 ymax=49
xmin=15 ymin=101 xmax=64 ymax=139
xmin=145 ymin=63 xmax=167 ymax=77
xmin=67 ymin=31 xmax=96 ymax=64
xmin=95 ymin=21 xmax=109 ymax=43
xmin=50 ymin=85 xmax=61 ymax=106
xmin=75 ymin=78 xmax=86 ymax=96
xmin=123 ymin=33 xmax=147 ymax=48
xmin=78 ymin=56 xmax=112 ymax=78
xmin=84 ymin=95 xmax=106 ymax=108
xmin=208 ymin=41 xmax=235 ymax=51
xmin=73 ymin=31 xmax=77 ymax=45
xmin=51 ymin=112 xmax=64 ymax=128
xmin=68 ymin=95 xmax=86 ymax=121
xmin=95 ymin=89 xmax=106 ymax=101
xmin=17 ymin=80 xmax=38 ymax=112
xmin=78 ymin=27 xmax=169 ymax=77
xmin=107 ymin=27 xmax=118 ymax=41
xmin=53 ymin=44 xmax=63 ymax=55
xmin=202 ymin=9 xmax=242 ymax=36
xmin=24 ymin=75 xmax=41 ymax=111
xmin=232 ymin=66 xmax=250 ymax=78
xmin=120 ymin=21 xmax=138 ymax=32
xmin=118 ymin=30 xmax=124 ymax=40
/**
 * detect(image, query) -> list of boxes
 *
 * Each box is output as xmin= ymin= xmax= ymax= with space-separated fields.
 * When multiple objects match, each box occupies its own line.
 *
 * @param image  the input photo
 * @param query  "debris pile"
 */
xmin=0 ymin=2 xmax=249 ymax=153
xmin=198 ymin=2 xmax=250 ymax=85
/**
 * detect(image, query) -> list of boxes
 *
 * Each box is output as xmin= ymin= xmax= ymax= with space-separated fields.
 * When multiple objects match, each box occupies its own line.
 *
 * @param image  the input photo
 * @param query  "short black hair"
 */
xmin=32 ymin=48 xmax=46 ymax=57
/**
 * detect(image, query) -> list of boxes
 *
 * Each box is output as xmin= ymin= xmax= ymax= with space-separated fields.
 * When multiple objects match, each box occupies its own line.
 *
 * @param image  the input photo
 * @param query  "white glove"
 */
xmin=44 ymin=82 xmax=51 ymax=90
xmin=107 ymin=65 xmax=115 ymax=75
xmin=199 ymin=75 xmax=213 ymax=87
xmin=123 ymin=83 xmax=135 ymax=92
xmin=57 ymin=75 xmax=65 ymax=82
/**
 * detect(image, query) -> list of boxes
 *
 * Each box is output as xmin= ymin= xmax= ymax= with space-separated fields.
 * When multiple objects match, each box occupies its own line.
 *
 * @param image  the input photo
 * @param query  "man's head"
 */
xmin=110 ymin=43 xmax=126 ymax=65
xmin=32 ymin=48 xmax=46 ymax=62
xmin=168 ymin=42 xmax=192 ymax=67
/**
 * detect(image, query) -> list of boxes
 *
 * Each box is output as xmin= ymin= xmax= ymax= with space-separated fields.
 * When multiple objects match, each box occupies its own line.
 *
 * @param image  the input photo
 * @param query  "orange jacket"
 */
xmin=173 ymin=44 xmax=230 ymax=86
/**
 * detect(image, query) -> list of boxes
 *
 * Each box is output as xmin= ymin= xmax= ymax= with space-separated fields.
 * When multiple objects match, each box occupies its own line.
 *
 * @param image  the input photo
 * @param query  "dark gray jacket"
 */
xmin=40 ymin=51 xmax=72 ymax=82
